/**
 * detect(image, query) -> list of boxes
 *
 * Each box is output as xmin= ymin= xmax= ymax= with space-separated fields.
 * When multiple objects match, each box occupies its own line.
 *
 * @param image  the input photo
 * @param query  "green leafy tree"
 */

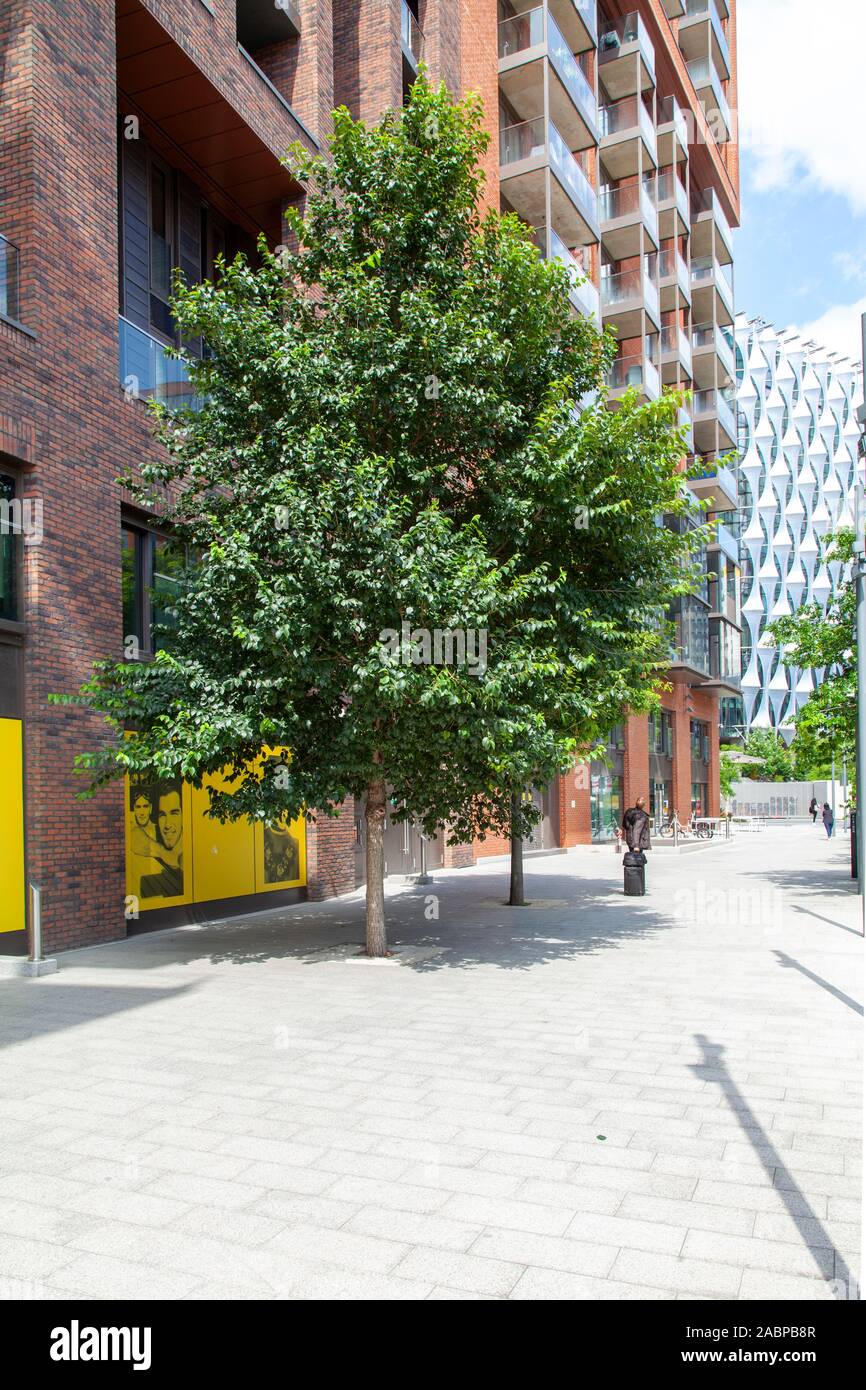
xmin=735 ymin=728 xmax=795 ymax=782
xmin=719 ymin=750 xmax=739 ymax=804
xmin=58 ymin=77 xmax=704 ymax=954
xmin=769 ymin=528 xmax=856 ymax=786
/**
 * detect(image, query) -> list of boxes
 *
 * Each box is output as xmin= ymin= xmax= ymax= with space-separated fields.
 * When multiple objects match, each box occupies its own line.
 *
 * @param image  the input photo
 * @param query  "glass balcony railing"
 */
xmin=548 ymin=122 xmax=598 ymax=228
xmin=693 ymin=388 xmax=736 ymax=436
xmin=690 ymin=186 xmax=734 ymax=258
xmin=683 ymin=0 xmax=730 ymax=77
xmin=657 ymin=167 xmax=689 ymax=221
xmin=118 ymin=317 xmax=203 ymax=412
xmin=535 ymin=225 xmax=600 ymax=323
xmin=598 ymin=95 xmax=656 ymax=156
xmin=499 ymin=5 xmax=544 ymax=57
xmin=572 ymin=0 xmax=598 ymax=45
xmin=500 ymin=115 xmax=546 ymax=166
xmin=657 ymin=94 xmax=689 ymax=151
xmin=687 ymin=57 xmax=731 ymax=137
xmin=673 ymin=594 xmax=711 ymax=675
xmin=607 ymin=354 xmax=660 ymax=398
xmin=659 ymin=248 xmax=690 ymax=292
xmin=547 ymin=11 xmax=598 ymax=133
xmin=499 ymin=8 xmax=597 ymax=135
xmin=692 ymin=321 xmax=734 ymax=371
xmin=500 ymin=118 xmax=597 ymax=231
xmin=601 ymin=267 xmax=641 ymax=308
xmin=598 ymin=10 xmax=655 ymax=79
xmin=0 ymin=233 xmax=20 ymax=322
xmin=599 ymin=181 xmax=647 ymax=223
xmin=401 ymin=1 xmax=424 ymax=64
xmin=661 ymin=324 xmax=692 ymax=366
xmin=691 ymin=255 xmax=734 ymax=312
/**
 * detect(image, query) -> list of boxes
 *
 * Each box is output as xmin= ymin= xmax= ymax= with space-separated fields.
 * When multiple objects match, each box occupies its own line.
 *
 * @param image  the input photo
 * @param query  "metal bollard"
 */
xmin=29 ymin=884 xmax=43 ymax=963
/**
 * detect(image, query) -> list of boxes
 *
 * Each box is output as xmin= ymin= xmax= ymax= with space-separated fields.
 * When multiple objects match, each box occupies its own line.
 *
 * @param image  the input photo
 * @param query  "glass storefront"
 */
xmin=590 ymin=767 xmax=622 ymax=842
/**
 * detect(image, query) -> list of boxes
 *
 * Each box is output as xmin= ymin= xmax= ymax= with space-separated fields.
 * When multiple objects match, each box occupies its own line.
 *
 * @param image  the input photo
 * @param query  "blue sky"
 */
xmin=733 ymin=0 xmax=866 ymax=369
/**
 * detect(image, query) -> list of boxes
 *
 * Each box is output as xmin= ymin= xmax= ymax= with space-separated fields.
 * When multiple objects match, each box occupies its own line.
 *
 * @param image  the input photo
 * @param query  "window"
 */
xmin=0 ymin=474 xmax=18 ymax=622
xmin=690 ymin=719 xmax=710 ymax=763
xmin=149 ymin=160 xmax=175 ymax=338
xmin=122 ymin=523 xmax=187 ymax=655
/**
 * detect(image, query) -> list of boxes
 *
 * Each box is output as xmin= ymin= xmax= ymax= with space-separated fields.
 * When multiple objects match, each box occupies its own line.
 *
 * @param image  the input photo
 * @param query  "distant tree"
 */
xmin=769 ymin=528 xmax=856 ymax=785
xmin=738 ymin=728 xmax=795 ymax=782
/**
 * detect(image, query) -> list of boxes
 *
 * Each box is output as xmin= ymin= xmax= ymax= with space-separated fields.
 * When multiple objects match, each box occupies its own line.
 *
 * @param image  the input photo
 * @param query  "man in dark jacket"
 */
xmin=622 ymin=796 xmax=652 ymax=853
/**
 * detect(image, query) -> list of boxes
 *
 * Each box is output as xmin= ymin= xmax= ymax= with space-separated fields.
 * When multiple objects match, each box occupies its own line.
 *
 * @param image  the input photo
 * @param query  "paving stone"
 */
xmin=0 ymin=825 xmax=858 ymax=1302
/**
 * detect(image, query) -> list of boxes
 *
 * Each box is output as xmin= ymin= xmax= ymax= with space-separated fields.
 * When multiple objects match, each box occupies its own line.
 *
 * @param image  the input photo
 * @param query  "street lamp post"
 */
xmin=854 ymin=312 xmax=866 ymax=931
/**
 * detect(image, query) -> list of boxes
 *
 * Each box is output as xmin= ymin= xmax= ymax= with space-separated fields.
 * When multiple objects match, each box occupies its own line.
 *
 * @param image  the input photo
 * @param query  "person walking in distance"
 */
xmin=822 ymin=802 xmax=834 ymax=839
xmin=809 ymin=796 xmax=818 ymax=824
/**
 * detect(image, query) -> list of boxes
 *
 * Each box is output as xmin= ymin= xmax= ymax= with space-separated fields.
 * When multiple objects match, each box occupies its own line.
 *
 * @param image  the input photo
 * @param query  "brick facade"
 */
xmin=1 ymin=1 xmax=736 ymax=952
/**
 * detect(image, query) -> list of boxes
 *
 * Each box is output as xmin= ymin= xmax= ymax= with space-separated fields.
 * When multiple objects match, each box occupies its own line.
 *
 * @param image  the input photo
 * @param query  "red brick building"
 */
xmin=0 ymin=0 xmax=739 ymax=954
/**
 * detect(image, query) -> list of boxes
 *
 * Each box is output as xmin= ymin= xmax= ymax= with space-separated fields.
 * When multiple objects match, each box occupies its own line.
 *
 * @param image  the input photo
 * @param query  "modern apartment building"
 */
xmin=0 ymin=0 xmax=739 ymax=955
xmin=733 ymin=313 xmax=864 ymax=735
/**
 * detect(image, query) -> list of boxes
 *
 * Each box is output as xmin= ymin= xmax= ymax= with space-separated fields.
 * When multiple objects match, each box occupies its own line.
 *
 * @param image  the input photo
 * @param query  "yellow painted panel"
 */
xmin=190 ymin=770 xmax=257 ymax=903
xmin=254 ymin=813 xmax=307 ymax=893
xmin=0 ymin=718 xmax=25 ymax=933
xmin=125 ymin=775 xmax=192 ymax=910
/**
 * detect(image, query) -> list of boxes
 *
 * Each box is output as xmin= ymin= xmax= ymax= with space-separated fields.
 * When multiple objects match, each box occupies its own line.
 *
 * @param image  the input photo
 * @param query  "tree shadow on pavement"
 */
xmin=90 ymin=866 xmax=684 ymax=972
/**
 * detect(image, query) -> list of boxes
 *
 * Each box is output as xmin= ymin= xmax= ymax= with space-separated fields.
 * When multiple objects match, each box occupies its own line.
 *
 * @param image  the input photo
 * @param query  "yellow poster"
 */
xmin=191 ymin=769 xmax=257 ymax=903
xmin=0 ymin=717 xmax=25 ymax=933
xmin=254 ymin=813 xmax=307 ymax=893
xmin=125 ymin=775 xmax=192 ymax=910
xmin=124 ymin=751 xmax=306 ymax=910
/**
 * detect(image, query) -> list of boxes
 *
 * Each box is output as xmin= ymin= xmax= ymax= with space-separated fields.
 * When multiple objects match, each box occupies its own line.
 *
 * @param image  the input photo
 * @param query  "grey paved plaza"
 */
xmin=0 ymin=822 xmax=861 ymax=1301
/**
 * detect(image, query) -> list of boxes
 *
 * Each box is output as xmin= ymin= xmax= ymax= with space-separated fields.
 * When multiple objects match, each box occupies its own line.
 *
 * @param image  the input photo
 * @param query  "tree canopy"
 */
xmin=59 ymin=76 xmax=706 ymax=952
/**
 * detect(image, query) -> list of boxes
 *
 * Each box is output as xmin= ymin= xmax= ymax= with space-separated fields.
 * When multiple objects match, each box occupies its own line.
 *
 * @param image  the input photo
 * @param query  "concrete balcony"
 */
xmin=598 ymin=94 xmax=656 ymax=178
xmin=687 ymin=456 xmax=739 ymax=511
xmin=607 ymin=350 xmax=661 ymax=402
xmin=658 ymin=246 xmax=691 ymax=310
xmin=552 ymin=0 xmax=597 ymax=54
xmin=599 ymin=178 xmax=658 ymax=259
xmin=499 ymin=7 xmax=598 ymax=154
xmin=693 ymin=386 xmax=738 ymax=450
xmin=657 ymin=165 xmax=689 ymax=238
xmin=598 ymin=9 xmax=655 ymax=99
xmin=691 ymin=255 xmax=734 ymax=325
xmin=500 ymin=116 xmax=599 ymax=245
xmin=660 ymin=323 xmax=692 ymax=383
xmin=691 ymin=186 xmax=734 ymax=263
xmin=656 ymin=94 xmax=689 ymax=167
xmin=678 ymin=0 xmax=731 ymax=81
xmin=691 ymin=320 xmax=734 ymax=389
xmin=687 ymin=56 xmax=732 ymax=142
xmin=600 ymin=265 xmax=660 ymax=335
xmin=534 ymin=224 xmax=601 ymax=326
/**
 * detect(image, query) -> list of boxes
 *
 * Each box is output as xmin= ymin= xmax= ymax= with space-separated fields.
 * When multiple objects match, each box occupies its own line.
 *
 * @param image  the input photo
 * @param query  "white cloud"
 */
xmin=737 ymin=0 xmax=866 ymax=213
xmin=792 ymin=296 xmax=866 ymax=367
xmin=834 ymin=250 xmax=866 ymax=286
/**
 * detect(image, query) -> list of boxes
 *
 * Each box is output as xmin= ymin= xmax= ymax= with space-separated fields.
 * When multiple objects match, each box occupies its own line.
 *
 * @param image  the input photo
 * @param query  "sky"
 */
xmin=733 ymin=0 xmax=866 ymax=369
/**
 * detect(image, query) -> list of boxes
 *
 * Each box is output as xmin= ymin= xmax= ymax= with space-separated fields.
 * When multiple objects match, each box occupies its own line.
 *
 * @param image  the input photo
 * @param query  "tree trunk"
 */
xmin=509 ymin=790 xmax=526 ymax=906
xmin=364 ymin=777 xmax=388 ymax=956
